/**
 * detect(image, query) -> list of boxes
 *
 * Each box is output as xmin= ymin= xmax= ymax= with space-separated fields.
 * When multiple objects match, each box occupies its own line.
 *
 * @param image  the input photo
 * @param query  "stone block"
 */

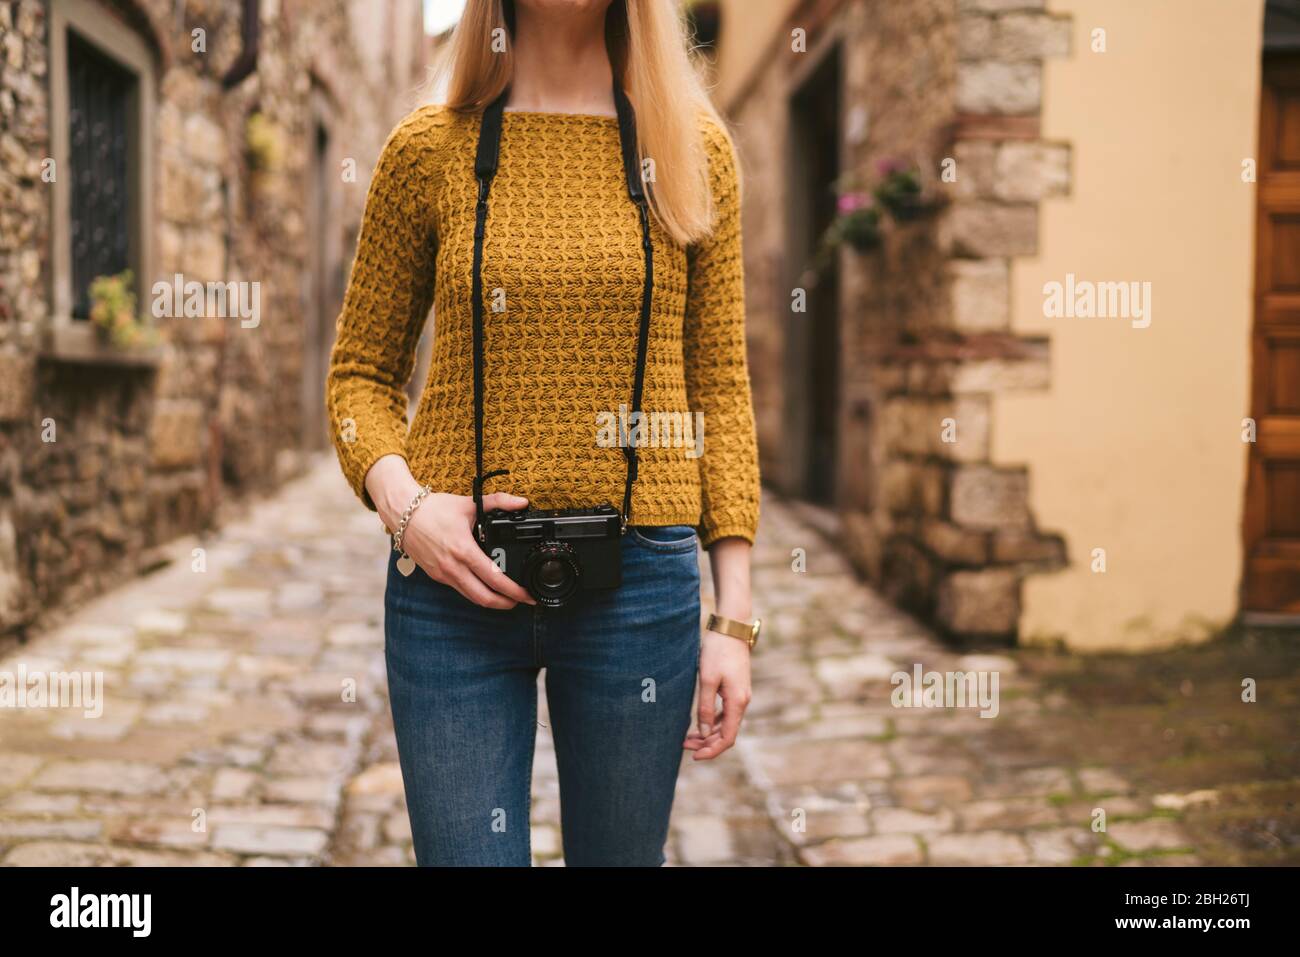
xmin=949 ymin=354 xmax=1051 ymax=392
xmin=879 ymin=460 xmax=947 ymax=516
xmin=938 ymin=568 xmax=1020 ymax=634
xmin=959 ymin=0 xmax=1045 ymax=12
xmin=0 ymin=349 xmax=34 ymax=421
xmin=958 ymin=14 xmax=995 ymax=61
xmin=922 ymin=519 xmax=989 ymax=565
xmin=992 ymin=529 xmax=1065 ymax=565
xmin=950 ymin=465 xmax=1030 ymax=529
xmin=953 ymin=140 xmax=996 ymax=199
xmin=949 ymin=258 xmax=1009 ymax=332
xmin=947 ymin=202 xmax=1039 ymax=258
xmin=957 ymin=61 xmax=1041 ymax=114
xmin=995 ymin=141 xmax=1070 ymax=202
xmin=149 ymin=400 xmax=205 ymax=470
xmin=994 ymin=13 xmax=1072 ymax=60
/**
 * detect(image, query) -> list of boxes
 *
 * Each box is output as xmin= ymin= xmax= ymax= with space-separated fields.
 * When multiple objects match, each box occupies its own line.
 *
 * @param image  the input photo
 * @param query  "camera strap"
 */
xmin=471 ymin=81 xmax=654 ymax=537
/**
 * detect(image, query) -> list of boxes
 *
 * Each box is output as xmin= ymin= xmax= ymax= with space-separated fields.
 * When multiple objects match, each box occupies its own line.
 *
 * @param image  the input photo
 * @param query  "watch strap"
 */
xmin=706 ymin=613 xmax=759 ymax=648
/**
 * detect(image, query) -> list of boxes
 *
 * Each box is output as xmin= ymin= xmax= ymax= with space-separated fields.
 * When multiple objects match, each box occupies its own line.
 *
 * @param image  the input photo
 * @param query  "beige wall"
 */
xmin=994 ymin=0 xmax=1265 ymax=650
xmin=712 ymin=0 xmax=801 ymax=108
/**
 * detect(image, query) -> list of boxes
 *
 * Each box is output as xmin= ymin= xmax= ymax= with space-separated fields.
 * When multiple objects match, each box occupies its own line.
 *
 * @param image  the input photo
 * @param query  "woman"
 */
xmin=326 ymin=0 xmax=760 ymax=866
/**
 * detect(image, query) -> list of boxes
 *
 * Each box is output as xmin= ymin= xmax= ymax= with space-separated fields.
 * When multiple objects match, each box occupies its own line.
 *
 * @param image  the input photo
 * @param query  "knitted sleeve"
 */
xmin=326 ymin=108 xmax=441 ymax=510
xmin=684 ymin=117 xmax=762 ymax=548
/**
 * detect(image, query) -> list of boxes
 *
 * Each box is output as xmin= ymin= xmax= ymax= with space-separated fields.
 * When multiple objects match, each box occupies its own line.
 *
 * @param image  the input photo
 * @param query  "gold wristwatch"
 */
xmin=706 ymin=614 xmax=761 ymax=650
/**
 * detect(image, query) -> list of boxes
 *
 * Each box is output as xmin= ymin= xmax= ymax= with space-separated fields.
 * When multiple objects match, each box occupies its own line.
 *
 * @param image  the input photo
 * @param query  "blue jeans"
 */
xmin=383 ymin=524 xmax=702 ymax=866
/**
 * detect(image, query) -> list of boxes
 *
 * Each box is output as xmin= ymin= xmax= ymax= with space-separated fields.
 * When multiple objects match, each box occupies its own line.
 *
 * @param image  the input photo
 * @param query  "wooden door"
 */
xmin=1244 ymin=53 xmax=1300 ymax=613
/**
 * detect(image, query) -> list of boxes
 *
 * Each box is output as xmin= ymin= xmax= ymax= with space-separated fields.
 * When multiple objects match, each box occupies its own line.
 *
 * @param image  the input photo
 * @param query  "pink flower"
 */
xmin=876 ymin=157 xmax=908 ymax=178
xmin=837 ymin=191 xmax=871 ymax=214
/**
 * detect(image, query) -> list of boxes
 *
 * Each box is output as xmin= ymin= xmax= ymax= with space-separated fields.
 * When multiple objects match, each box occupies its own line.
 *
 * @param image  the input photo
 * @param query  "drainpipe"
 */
xmin=222 ymin=0 xmax=260 ymax=89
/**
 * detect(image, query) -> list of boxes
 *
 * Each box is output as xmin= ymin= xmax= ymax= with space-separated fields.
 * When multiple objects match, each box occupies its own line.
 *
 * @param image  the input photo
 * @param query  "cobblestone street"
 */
xmin=0 ymin=459 xmax=1290 ymax=866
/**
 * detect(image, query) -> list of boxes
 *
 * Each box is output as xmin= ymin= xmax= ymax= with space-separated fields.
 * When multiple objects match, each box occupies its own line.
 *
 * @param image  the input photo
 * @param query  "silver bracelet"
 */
xmin=391 ymin=485 xmax=432 ymax=557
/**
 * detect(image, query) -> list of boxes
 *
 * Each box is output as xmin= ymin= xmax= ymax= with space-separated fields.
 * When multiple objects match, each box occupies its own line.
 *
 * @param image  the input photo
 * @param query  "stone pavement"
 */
xmin=0 ymin=459 xmax=1228 ymax=866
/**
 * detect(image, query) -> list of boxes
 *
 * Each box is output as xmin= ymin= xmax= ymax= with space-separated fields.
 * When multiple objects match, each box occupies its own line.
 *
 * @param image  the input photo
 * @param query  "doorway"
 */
xmin=784 ymin=44 xmax=842 ymax=505
xmin=302 ymin=93 xmax=340 ymax=450
xmin=1243 ymin=46 xmax=1300 ymax=613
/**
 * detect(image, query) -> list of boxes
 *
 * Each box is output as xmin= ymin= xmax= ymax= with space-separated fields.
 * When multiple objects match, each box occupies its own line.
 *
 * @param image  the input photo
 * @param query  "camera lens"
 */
xmin=523 ymin=542 xmax=581 ymax=607
xmin=537 ymin=559 xmax=568 ymax=589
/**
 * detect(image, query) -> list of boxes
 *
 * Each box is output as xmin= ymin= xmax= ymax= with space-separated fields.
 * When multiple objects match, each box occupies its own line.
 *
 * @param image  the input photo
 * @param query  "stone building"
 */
xmin=0 ymin=0 xmax=426 ymax=638
xmin=706 ymin=0 xmax=1298 ymax=650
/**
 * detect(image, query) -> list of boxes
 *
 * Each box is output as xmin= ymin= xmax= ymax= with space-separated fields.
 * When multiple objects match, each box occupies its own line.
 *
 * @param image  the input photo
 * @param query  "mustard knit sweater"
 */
xmin=326 ymin=104 xmax=760 ymax=548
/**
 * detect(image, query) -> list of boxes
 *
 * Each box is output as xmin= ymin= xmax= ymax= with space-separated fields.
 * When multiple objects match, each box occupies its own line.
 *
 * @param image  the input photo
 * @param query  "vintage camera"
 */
xmin=478 ymin=504 xmax=623 ymax=607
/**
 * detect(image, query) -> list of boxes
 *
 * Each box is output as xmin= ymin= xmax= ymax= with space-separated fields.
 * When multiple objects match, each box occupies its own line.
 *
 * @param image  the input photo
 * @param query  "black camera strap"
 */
xmin=471 ymin=81 xmax=654 ymax=537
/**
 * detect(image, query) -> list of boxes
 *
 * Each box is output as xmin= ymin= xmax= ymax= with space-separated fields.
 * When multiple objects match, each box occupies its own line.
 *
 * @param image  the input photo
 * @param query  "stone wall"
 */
xmin=727 ymin=0 xmax=1072 ymax=643
xmin=0 ymin=0 xmax=425 ymax=637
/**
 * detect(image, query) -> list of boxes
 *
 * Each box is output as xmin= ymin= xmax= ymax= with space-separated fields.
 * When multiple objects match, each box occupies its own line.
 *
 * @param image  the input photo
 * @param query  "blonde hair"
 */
xmin=429 ymin=0 xmax=724 ymax=247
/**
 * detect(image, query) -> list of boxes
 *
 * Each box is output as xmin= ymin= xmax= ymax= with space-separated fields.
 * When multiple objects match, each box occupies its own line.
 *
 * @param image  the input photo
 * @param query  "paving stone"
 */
xmin=206 ymin=589 xmax=274 ymax=616
xmin=3 ymin=840 xmax=233 ymax=866
xmin=955 ymin=797 xmax=1062 ymax=830
xmin=212 ymin=823 xmax=329 ymax=857
xmin=872 ymin=806 xmax=956 ymax=835
xmin=1152 ymin=789 xmax=1219 ymax=811
xmin=0 ymin=818 xmax=103 ymax=840
xmin=276 ymin=582 xmax=324 ymax=611
xmin=382 ymin=810 xmax=412 ymax=844
xmin=894 ymin=775 xmax=975 ymax=810
xmin=134 ymin=610 xmax=188 ymax=635
xmin=135 ymin=648 xmax=232 ymax=673
xmin=979 ymin=766 xmax=1075 ymax=798
xmin=211 ymin=768 xmax=258 ymax=801
xmin=109 ymin=817 xmax=210 ymax=849
xmin=263 ymin=777 xmax=343 ymax=807
xmin=748 ymin=738 xmax=893 ymax=786
xmin=1078 ymin=767 xmax=1131 ymax=795
xmin=3 ymin=792 xmax=80 ymax=814
xmin=1025 ymin=826 xmax=1101 ymax=864
xmin=30 ymin=760 xmax=169 ymax=796
xmin=1107 ymin=818 xmax=1193 ymax=853
xmin=674 ymin=814 xmax=736 ymax=864
xmin=927 ymin=831 xmax=1031 ymax=865
xmin=801 ymin=834 xmax=923 ymax=866
xmin=347 ymin=762 xmax=404 ymax=797
xmin=206 ymin=804 xmax=335 ymax=829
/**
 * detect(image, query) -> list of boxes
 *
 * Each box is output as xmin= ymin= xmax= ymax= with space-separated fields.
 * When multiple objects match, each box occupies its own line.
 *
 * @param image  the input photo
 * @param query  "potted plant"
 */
xmin=245 ymin=110 xmax=284 ymax=196
xmin=872 ymin=158 xmax=932 ymax=221
xmin=831 ymin=190 xmax=883 ymax=251
xmin=88 ymin=270 xmax=156 ymax=349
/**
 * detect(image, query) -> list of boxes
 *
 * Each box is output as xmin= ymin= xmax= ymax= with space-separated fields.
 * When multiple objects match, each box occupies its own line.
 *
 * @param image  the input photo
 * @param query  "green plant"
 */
xmin=245 ymin=110 xmax=283 ymax=173
xmin=832 ymin=194 xmax=883 ymax=251
xmin=88 ymin=270 xmax=155 ymax=349
xmin=873 ymin=159 xmax=930 ymax=221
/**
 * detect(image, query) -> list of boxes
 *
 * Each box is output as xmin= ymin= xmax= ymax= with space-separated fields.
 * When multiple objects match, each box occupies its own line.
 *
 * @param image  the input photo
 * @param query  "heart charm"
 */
xmin=396 ymin=554 xmax=416 ymax=577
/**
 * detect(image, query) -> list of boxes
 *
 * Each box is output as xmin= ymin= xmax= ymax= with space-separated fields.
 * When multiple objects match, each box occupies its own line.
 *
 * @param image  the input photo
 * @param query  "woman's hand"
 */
xmin=685 ymin=536 xmax=754 ymax=760
xmin=684 ymin=629 xmax=752 ymax=760
xmin=366 ymin=454 xmax=536 ymax=609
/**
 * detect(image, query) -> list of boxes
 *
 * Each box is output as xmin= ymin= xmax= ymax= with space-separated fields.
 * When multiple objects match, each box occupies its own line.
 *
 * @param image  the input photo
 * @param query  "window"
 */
xmin=67 ymin=32 xmax=135 ymax=319
xmin=47 ymin=0 xmax=155 ymax=354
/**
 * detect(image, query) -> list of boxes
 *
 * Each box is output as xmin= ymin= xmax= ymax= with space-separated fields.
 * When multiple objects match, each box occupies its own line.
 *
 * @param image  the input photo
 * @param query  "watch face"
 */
xmin=751 ymin=618 xmax=762 ymax=643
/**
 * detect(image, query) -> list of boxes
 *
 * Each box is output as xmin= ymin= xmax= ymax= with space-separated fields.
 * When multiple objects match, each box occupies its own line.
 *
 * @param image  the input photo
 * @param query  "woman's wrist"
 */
xmin=712 ymin=599 xmax=753 ymax=623
xmin=366 ymin=455 xmax=423 ymax=531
